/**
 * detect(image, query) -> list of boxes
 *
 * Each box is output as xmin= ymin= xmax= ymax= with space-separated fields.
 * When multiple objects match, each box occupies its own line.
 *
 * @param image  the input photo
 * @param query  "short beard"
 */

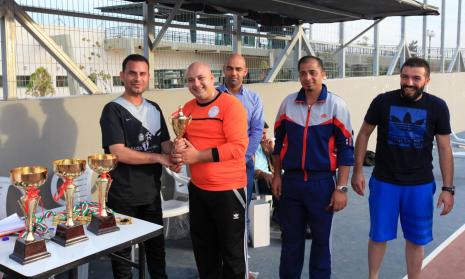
xmin=400 ymin=85 xmax=424 ymax=102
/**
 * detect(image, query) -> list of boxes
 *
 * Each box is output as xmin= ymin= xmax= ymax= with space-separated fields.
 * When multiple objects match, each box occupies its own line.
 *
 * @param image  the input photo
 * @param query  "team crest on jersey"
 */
xmin=208 ymin=106 xmax=220 ymax=117
xmin=138 ymin=133 xmax=145 ymax=142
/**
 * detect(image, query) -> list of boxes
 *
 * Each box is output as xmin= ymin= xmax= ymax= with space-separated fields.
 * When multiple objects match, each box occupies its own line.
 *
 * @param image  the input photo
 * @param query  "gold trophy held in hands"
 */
xmin=171 ymin=105 xmax=191 ymax=140
xmin=87 ymin=154 xmax=120 ymax=235
xmin=51 ymin=159 xmax=89 ymax=246
xmin=9 ymin=166 xmax=51 ymax=264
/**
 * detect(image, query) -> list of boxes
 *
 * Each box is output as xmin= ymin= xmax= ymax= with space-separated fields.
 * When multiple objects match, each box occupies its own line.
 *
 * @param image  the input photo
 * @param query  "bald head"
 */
xmin=187 ymin=61 xmax=212 ymax=75
xmin=225 ymin=54 xmax=246 ymax=67
xmin=186 ymin=61 xmax=217 ymax=103
xmin=223 ymin=54 xmax=248 ymax=93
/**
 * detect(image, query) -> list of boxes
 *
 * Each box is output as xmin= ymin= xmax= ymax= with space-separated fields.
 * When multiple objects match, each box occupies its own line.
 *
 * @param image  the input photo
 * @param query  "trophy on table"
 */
xmin=51 ymin=159 xmax=89 ymax=246
xmin=9 ymin=166 xmax=51 ymax=264
xmin=171 ymin=105 xmax=191 ymax=139
xmin=87 ymin=154 xmax=120 ymax=235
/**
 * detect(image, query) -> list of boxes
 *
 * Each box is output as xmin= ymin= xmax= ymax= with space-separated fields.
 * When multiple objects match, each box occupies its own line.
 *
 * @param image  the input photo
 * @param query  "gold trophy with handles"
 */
xmin=171 ymin=105 xmax=191 ymax=139
xmin=87 ymin=154 xmax=120 ymax=235
xmin=9 ymin=166 xmax=51 ymax=264
xmin=51 ymin=159 xmax=89 ymax=246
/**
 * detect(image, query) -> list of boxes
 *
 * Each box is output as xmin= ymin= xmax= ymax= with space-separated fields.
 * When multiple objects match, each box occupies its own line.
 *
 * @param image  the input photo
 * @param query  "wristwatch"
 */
xmin=441 ymin=186 xmax=455 ymax=196
xmin=336 ymin=185 xmax=348 ymax=193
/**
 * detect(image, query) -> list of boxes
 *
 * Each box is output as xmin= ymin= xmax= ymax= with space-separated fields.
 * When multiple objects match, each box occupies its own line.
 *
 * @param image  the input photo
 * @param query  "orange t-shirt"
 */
xmin=183 ymin=92 xmax=248 ymax=191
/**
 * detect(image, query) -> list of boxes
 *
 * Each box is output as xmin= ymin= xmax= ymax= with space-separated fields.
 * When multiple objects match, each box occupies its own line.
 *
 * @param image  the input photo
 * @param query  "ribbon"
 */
xmin=53 ymin=177 xmax=74 ymax=202
xmin=24 ymin=187 xmax=40 ymax=216
xmin=171 ymin=110 xmax=180 ymax=117
xmin=18 ymin=210 xmax=54 ymax=239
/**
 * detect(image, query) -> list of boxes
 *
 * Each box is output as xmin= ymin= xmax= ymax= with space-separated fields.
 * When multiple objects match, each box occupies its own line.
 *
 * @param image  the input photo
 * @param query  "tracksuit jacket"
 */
xmin=273 ymin=84 xmax=354 ymax=179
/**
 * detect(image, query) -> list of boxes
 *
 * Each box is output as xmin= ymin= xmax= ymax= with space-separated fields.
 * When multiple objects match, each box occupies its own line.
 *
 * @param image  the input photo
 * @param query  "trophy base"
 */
xmin=52 ymin=222 xmax=89 ymax=246
xmin=9 ymin=237 xmax=51 ymax=265
xmin=87 ymin=214 xmax=120 ymax=235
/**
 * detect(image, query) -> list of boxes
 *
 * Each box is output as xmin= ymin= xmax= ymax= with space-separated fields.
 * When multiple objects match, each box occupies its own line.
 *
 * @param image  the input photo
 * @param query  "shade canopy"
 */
xmin=108 ymin=0 xmax=438 ymax=26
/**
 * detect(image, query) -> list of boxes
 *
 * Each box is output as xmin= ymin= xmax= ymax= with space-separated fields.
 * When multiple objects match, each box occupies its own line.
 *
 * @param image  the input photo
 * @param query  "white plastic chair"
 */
xmin=50 ymin=166 xmax=93 ymax=205
xmin=164 ymin=165 xmax=190 ymax=199
xmin=160 ymin=166 xmax=190 ymax=237
xmin=451 ymin=131 xmax=465 ymax=148
xmin=453 ymin=151 xmax=465 ymax=158
xmin=0 ymin=177 xmax=11 ymax=220
xmin=160 ymin=191 xmax=189 ymax=237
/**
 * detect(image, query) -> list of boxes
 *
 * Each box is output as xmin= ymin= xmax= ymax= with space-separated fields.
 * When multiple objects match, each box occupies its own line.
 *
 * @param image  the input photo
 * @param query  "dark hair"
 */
xmin=122 ymin=54 xmax=149 ymax=71
xmin=264 ymin=122 xmax=269 ymax=129
xmin=298 ymin=55 xmax=325 ymax=72
xmin=401 ymin=57 xmax=430 ymax=78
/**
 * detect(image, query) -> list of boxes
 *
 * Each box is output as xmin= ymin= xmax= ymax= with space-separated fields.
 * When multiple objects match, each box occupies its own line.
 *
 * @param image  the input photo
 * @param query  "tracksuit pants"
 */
xmin=189 ymin=182 xmax=248 ymax=279
xmin=279 ymin=172 xmax=335 ymax=279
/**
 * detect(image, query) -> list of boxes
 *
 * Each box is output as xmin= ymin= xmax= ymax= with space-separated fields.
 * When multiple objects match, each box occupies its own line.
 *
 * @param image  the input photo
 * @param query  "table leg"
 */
xmin=138 ymin=243 xmax=145 ymax=279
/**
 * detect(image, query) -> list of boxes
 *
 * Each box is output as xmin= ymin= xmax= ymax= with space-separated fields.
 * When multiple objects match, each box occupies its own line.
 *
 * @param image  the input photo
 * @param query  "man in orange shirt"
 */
xmin=172 ymin=62 xmax=249 ymax=279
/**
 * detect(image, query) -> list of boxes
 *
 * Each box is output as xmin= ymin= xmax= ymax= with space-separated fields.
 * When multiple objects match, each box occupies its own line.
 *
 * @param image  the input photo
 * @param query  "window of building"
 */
xmin=56 ymin=76 xmax=68 ymax=87
xmin=113 ymin=76 xmax=123 ymax=86
xmin=17 ymin=75 xmax=30 ymax=88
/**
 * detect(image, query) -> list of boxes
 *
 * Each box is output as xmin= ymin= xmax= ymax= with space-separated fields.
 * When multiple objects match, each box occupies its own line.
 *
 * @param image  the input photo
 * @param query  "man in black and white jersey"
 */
xmin=100 ymin=54 xmax=174 ymax=279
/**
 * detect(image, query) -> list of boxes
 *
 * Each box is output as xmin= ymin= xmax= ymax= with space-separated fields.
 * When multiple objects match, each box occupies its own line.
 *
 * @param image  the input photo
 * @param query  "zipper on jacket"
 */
xmin=301 ymin=104 xmax=312 ymax=181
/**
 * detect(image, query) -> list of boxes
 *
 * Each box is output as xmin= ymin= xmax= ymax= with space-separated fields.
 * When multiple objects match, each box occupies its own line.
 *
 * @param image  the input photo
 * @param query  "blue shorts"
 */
xmin=368 ymin=176 xmax=436 ymax=245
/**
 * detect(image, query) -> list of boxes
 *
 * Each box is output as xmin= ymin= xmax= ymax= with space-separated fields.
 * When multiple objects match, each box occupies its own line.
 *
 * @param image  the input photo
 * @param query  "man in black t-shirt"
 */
xmin=351 ymin=57 xmax=454 ymax=279
xmin=100 ymin=54 xmax=173 ymax=279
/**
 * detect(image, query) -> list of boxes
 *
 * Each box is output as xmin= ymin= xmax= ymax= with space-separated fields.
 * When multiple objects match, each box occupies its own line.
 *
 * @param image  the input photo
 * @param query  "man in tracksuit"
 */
xmin=271 ymin=56 xmax=354 ymax=279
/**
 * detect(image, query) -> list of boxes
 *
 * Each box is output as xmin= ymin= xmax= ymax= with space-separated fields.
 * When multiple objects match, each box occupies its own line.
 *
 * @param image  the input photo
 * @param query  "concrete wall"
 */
xmin=1 ymin=73 xmax=464 ymax=214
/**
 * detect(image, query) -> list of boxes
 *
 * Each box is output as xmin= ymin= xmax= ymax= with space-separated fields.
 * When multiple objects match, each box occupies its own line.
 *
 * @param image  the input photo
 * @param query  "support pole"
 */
xmin=152 ymin=0 xmax=183 ymax=49
xmin=143 ymin=0 xmax=156 ymax=89
xmin=338 ymin=22 xmax=345 ymax=78
xmin=373 ymin=22 xmax=379 ymax=76
xmin=332 ymin=18 xmax=384 ymax=57
xmin=301 ymin=32 xmax=316 ymax=56
xmin=232 ymin=14 xmax=242 ymax=54
xmin=294 ymin=34 xmax=302 ymax=79
xmin=456 ymin=0 xmax=462 ymax=72
xmin=0 ymin=0 xmax=17 ymax=99
xmin=422 ymin=0 xmax=428 ymax=59
xmin=264 ymin=26 xmax=302 ymax=82
xmin=440 ymin=0 xmax=446 ymax=72
xmin=400 ymin=17 xmax=406 ymax=66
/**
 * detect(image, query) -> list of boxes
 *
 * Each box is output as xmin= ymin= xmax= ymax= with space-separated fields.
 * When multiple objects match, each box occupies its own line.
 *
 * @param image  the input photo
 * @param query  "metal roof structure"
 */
xmin=115 ymin=0 xmax=439 ymax=25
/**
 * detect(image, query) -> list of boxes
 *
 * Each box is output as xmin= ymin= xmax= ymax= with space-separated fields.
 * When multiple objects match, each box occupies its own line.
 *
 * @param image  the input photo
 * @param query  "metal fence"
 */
xmin=0 ymin=0 xmax=464 ymax=99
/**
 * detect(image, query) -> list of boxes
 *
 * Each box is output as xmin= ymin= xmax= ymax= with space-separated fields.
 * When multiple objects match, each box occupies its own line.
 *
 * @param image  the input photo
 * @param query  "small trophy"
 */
xmin=51 ymin=159 xmax=89 ymax=246
xmin=9 ymin=166 xmax=51 ymax=264
xmin=87 ymin=154 xmax=120 ymax=235
xmin=171 ymin=105 xmax=191 ymax=139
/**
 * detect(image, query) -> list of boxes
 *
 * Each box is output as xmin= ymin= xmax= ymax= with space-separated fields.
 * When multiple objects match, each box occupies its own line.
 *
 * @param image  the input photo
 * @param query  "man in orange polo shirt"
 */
xmin=172 ymin=61 xmax=249 ymax=279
